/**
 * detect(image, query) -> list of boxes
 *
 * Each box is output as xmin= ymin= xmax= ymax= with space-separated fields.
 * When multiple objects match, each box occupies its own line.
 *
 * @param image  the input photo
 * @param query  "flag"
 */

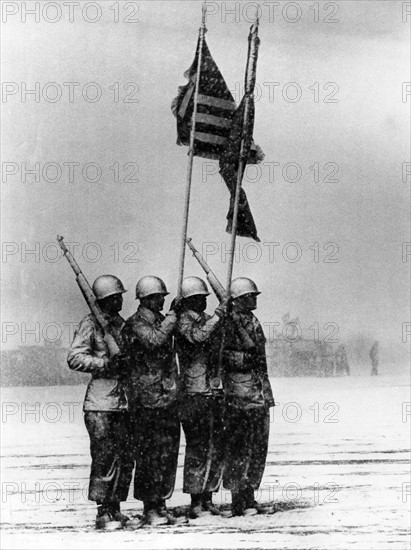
xmin=172 ymin=37 xmax=236 ymax=160
xmin=219 ymin=21 xmax=261 ymax=242
xmin=171 ymin=36 xmax=263 ymax=241
xmin=219 ymin=96 xmax=260 ymax=242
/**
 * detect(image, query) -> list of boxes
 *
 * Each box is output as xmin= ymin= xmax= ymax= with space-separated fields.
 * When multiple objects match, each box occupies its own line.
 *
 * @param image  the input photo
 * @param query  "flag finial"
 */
xmin=201 ymin=1 xmax=207 ymax=27
xmin=249 ymin=6 xmax=260 ymax=35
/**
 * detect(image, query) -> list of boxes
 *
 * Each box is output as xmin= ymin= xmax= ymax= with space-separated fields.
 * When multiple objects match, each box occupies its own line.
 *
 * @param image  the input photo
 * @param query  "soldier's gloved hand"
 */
xmin=215 ymin=297 xmax=230 ymax=317
xmin=101 ymin=355 xmax=123 ymax=378
xmin=229 ymin=309 xmax=241 ymax=323
xmin=103 ymin=333 xmax=120 ymax=358
xmin=169 ymin=296 xmax=184 ymax=315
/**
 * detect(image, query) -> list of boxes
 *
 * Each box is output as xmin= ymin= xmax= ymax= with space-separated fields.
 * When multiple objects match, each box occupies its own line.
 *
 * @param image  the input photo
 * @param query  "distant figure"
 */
xmin=315 ymin=348 xmax=324 ymax=376
xmin=322 ymin=344 xmax=335 ymax=377
xmin=334 ymin=344 xmax=350 ymax=376
xmin=369 ymin=341 xmax=379 ymax=376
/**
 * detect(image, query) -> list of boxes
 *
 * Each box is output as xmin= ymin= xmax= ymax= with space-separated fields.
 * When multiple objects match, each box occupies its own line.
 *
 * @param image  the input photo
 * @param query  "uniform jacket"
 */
xmin=67 ymin=313 xmax=128 ymax=412
xmin=223 ymin=308 xmax=275 ymax=409
xmin=176 ymin=309 xmax=221 ymax=395
xmin=121 ymin=306 xmax=178 ymax=409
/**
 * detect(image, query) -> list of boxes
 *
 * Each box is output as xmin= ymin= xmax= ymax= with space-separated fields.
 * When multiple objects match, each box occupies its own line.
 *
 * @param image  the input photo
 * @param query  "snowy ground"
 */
xmin=1 ymin=374 xmax=410 ymax=549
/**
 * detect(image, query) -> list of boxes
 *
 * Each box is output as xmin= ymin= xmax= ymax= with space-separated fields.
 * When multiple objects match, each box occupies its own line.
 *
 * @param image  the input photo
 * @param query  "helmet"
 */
xmin=92 ymin=275 xmax=127 ymax=301
xmin=181 ymin=276 xmax=210 ymax=299
xmin=135 ymin=276 xmax=169 ymax=299
xmin=230 ymin=277 xmax=261 ymax=299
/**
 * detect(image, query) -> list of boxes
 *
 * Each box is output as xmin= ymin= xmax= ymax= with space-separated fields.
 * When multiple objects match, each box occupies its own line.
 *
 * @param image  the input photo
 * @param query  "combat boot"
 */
xmin=201 ymin=492 xmax=220 ymax=515
xmin=95 ymin=506 xmax=123 ymax=531
xmin=223 ymin=490 xmax=258 ymax=517
xmin=157 ymin=500 xmax=177 ymax=524
xmin=110 ymin=503 xmax=144 ymax=529
xmin=243 ymin=488 xmax=258 ymax=516
xmin=145 ymin=509 xmax=168 ymax=526
xmin=109 ymin=502 xmax=130 ymax=525
xmin=254 ymin=502 xmax=274 ymax=514
xmin=157 ymin=500 xmax=189 ymax=525
xmin=229 ymin=490 xmax=246 ymax=517
xmin=189 ymin=494 xmax=206 ymax=519
xmin=143 ymin=501 xmax=168 ymax=526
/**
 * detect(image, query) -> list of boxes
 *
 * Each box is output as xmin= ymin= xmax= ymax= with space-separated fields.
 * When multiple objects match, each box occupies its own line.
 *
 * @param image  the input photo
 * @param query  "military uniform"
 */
xmin=176 ymin=309 xmax=225 ymax=498
xmin=222 ymin=307 xmax=275 ymax=513
xmin=122 ymin=306 xmax=180 ymax=510
xmin=68 ymin=313 xmax=133 ymax=505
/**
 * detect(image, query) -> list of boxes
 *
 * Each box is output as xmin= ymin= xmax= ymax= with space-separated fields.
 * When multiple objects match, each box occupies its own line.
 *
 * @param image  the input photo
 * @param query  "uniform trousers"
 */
xmin=180 ymin=394 xmax=225 ymax=495
xmin=131 ymin=405 xmax=180 ymax=504
xmin=84 ymin=411 xmax=134 ymax=503
xmin=223 ymin=404 xmax=270 ymax=492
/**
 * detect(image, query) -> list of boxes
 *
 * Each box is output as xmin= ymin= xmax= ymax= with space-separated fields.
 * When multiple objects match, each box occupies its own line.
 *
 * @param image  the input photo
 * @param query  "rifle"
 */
xmin=57 ymin=235 xmax=120 ymax=350
xmin=186 ymin=238 xmax=226 ymax=301
xmin=186 ymin=238 xmax=255 ymax=351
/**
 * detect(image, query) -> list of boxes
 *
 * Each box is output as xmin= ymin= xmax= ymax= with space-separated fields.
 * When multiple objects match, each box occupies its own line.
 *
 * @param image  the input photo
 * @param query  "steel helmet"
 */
xmin=181 ymin=276 xmax=210 ymax=299
xmin=92 ymin=275 xmax=127 ymax=301
xmin=135 ymin=276 xmax=169 ymax=299
xmin=230 ymin=277 xmax=261 ymax=299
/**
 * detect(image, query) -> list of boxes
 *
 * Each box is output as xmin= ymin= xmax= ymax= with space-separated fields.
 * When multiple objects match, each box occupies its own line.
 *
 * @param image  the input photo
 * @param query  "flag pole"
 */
xmin=225 ymin=16 xmax=260 ymax=292
xmin=177 ymin=2 xmax=207 ymax=297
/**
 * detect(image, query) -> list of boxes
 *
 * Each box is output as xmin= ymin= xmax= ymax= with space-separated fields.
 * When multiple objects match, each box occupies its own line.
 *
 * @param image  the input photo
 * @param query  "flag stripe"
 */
xmin=196 ymin=124 xmax=230 ymax=139
xmin=194 ymin=132 xmax=227 ymax=145
xmin=197 ymin=94 xmax=237 ymax=111
xmin=196 ymin=112 xmax=233 ymax=128
xmin=178 ymin=82 xmax=195 ymax=119
xmin=197 ymin=104 xmax=236 ymax=121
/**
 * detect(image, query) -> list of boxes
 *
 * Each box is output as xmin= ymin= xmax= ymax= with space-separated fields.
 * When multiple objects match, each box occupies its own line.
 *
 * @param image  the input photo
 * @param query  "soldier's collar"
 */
xmin=137 ymin=305 xmax=164 ymax=323
xmin=232 ymin=307 xmax=253 ymax=316
xmin=102 ymin=311 xmax=124 ymax=325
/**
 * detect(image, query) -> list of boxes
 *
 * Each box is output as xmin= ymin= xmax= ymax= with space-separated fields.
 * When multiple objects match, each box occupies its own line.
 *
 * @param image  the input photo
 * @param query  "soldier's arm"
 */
xmin=253 ymin=320 xmax=269 ymax=374
xmin=67 ymin=317 xmax=109 ymax=374
xmin=255 ymin=344 xmax=269 ymax=374
xmin=179 ymin=311 xmax=221 ymax=344
xmin=133 ymin=312 xmax=177 ymax=348
xmin=105 ymin=323 xmax=131 ymax=377
xmin=254 ymin=322 xmax=275 ymax=406
xmin=117 ymin=321 xmax=137 ymax=365
xmin=229 ymin=320 xmax=268 ymax=372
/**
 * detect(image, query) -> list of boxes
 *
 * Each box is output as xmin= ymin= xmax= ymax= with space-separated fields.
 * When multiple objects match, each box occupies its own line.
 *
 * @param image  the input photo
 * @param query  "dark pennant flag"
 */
xmin=219 ymin=96 xmax=260 ymax=242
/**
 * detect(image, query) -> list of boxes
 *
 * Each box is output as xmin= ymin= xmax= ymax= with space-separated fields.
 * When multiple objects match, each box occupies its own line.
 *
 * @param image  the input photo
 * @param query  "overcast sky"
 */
xmin=1 ymin=1 xmax=410 ymax=356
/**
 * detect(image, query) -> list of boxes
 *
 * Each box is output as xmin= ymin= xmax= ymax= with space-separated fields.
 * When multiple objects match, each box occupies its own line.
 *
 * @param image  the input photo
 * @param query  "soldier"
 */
xmin=222 ymin=278 xmax=275 ymax=516
xmin=121 ymin=276 xmax=181 ymax=526
xmin=67 ymin=275 xmax=134 ymax=531
xmin=176 ymin=276 xmax=227 ymax=518
xmin=370 ymin=341 xmax=379 ymax=376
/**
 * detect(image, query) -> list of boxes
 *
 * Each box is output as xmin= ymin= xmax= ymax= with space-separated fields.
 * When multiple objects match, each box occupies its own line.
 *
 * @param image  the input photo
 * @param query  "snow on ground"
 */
xmin=1 ymin=374 xmax=410 ymax=549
